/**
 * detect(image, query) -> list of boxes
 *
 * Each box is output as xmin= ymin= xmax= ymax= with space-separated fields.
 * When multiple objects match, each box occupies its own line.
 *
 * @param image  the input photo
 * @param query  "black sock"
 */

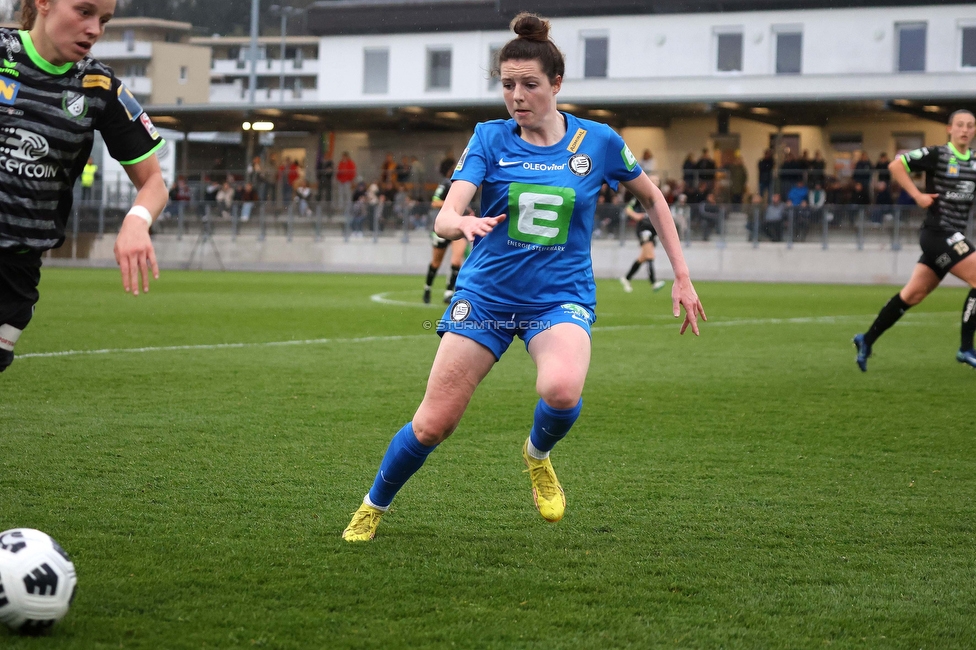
xmin=647 ymin=259 xmax=656 ymax=284
xmin=424 ymin=264 xmax=438 ymax=287
xmin=961 ymin=289 xmax=976 ymax=351
xmin=447 ymin=265 xmax=461 ymax=291
xmin=625 ymin=260 xmax=642 ymax=280
xmin=864 ymin=293 xmax=911 ymax=346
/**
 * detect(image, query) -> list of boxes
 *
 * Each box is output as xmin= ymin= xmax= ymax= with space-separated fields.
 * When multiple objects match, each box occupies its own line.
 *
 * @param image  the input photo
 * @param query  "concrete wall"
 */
xmin=50 ymin=234 xmax=965 ymax=288
xmin=150 ymin=43 xmax=211 ymax=105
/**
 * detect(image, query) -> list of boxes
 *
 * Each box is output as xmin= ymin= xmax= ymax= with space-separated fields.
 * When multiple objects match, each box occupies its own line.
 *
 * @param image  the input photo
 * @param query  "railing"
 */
xmin=56 ymin=197 xmax=973 ymax=265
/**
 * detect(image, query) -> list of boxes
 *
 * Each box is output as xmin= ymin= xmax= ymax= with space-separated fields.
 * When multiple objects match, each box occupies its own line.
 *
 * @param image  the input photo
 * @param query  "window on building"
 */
xmin=775 ymin=30 xmax=802 ymax=74
xmin=179 ymin=66 xmax=188 ymax=83
xmin=583 ymin=36 xmax=608 ymax=78
xmin=295 ymin=78 xmax=303 ymax=99
xmin=427 ymin=47 xmax=452 ymax=90
xmin=961 ymin=26 xmax=976 ymax=68
xmin=124 ymin=63 xmax=146 ymax=78
xmin=896 ymin=22 xmax=926 ymax=72
xmin=295 ymin=47 xmax=304 ymax=70
xmin=363 ymin=48 xmax=389 ymax=94
xmin=175 ymin=97 xmax=183 ymax=106
xmin=716 ymin=31 xmax=743 ymax=72
xmin=488 ymin=45 xmax=501 ymax=90
xmin=123 ymin=29 xmax=135 ymax=52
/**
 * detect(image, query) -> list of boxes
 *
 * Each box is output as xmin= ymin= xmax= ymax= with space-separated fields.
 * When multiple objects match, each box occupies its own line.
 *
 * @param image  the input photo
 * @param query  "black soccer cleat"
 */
xmin=422 ymin=287 xmax=431 ymax=304
xmin=0 ymin=348 xmax=12 ymax=372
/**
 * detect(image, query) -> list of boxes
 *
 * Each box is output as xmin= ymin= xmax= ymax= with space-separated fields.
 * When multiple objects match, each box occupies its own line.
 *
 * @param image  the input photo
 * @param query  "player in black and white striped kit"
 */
xmin=0 ymin=0 xmax=168 ymax=373
xmin=853 ymin=110 xmax=976 ymax=370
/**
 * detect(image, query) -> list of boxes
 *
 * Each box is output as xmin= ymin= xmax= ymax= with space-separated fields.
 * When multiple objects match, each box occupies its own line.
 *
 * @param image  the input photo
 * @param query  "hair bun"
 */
xmin=511 ymin=12 xmax=551 ymax=42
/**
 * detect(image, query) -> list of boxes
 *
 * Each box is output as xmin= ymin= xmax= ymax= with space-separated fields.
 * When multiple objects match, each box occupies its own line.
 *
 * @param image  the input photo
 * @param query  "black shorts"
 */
xmin=0 ymin=250 xmax=42 ymax=329
xmin=636 ymin=220 xmax=657 ymax=245
xmin=430 ymin=230 xmax=449 ymax=250
xmin=918 ymin=228 xmax=975 ymax=280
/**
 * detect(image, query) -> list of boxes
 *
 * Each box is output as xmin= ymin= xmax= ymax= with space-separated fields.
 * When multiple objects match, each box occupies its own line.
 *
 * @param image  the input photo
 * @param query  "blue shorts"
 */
xmin=436 ymin=292 xmax=595 ymax=361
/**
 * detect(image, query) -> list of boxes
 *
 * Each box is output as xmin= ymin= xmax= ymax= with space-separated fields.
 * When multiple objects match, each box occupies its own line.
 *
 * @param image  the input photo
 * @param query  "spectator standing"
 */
xmin=639 ymin=149 xmax=656 ymax=175
xmin=380 ymin=152 xmax=397 ymax=184
xmin=696 ymin=148 xmax=716 ymax=188
xmin=81 ymin=156 xmax=97 ymax=201
xmin=438 ymin=150 xmax=455 ymax=178
xmin=852 ymin=151 xmax=873 ymax=188
xmin=875 ymin=152 xmax=891 ymax=183
xmin=808 ymin=150 xmax=826 ymax=187
xmin=758 ymin=149 xmax=775 ymax=199
xmin=787 ymin=179 xmax=808 ymax=207
xmin=216 ymin=180 xmax=235 ymax=219
xmin=336 ymin=152 xmax=357 ymax=213
xmin=317 ymin=157 xmax=334 ymax=203
xmin=697 ymin=193 xmax=721 ymax=241
xmin=728 ymin=153 xmax=748 ymax=204
xmin=682 ymin=152 xmax=697 ymax=187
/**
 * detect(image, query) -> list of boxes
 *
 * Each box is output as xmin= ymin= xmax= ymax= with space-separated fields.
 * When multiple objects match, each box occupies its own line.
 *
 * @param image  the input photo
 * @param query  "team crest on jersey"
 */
xmin=62 ymin=91 xmax=87 ymax=119
xmin=568 ymin=153 xmax=592 ymax=177
xmin=0 ymin=76 xmax=20 ymax=105
xmin=450 ymin=299 xmax=471 ymax=322
xmin=117 ymin=82 xmax=144 ymax=121
xmin=140 ymin=113 xmax=160 ymax=140
xmin=948 ymin=159 xmax=960 ymax=177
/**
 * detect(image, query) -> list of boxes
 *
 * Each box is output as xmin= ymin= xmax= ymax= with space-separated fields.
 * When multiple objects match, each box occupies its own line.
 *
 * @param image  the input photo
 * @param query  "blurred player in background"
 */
xmin=620 ymin=189 xmax=667 ymax=294
xmin=423 ymin=166 xmax=468 ymax=304
xmin=853 ymin=109 xmax=976 ymax=370
xmin=0 ymin=0 xmax=167 ymax=373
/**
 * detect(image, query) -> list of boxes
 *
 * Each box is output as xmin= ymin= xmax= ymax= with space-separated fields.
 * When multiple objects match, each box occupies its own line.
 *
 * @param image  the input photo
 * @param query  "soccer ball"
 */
xmin=0 ymin=528 xmax=77 ymax=633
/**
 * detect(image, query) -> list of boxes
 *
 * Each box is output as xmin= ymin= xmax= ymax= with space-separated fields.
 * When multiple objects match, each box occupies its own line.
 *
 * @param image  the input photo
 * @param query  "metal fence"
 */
xmin=60 ymin=197 xmax=974 ymax=262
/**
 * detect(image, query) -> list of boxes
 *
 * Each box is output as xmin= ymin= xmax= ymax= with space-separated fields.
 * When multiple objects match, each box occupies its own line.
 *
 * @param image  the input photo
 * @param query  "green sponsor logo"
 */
xmin=621 ymin=145 xmax=638 ymax=171
xmin=0 ymin=59 xmax=18 ymax=78
xmin=507 ymin=183 xmax=576 ymax=246
xmin=560 ymin=303 xmax=592 ymax=323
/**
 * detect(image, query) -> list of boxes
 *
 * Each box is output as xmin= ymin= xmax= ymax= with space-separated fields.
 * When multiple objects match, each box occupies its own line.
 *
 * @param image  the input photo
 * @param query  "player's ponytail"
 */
xmin=20 ymin=0 xmax=38 ymax=30
xmin=493 ymin=12 xmax=565 ymax=84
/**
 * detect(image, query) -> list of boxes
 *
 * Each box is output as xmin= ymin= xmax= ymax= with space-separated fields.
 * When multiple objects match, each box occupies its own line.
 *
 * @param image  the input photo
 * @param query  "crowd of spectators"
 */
xmin=592 ymin=147 xmax=924 ymax=243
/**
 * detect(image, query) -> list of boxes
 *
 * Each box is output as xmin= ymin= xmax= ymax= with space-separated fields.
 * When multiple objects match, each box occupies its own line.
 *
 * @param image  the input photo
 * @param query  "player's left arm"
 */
xmin=622 ymin=172 xmax=707 ymax=335
xmin=114 ymin=155 xmax=166 ymax=296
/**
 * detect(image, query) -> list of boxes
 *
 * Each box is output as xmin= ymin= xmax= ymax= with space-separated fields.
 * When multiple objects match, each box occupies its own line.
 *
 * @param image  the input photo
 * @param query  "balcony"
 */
xmin=209 ymin=82 xmax=315 ymax=104
xmin=116 ymin=75 xmax=152 ymax=97
xmin=210 ymin=58 xmax=318 ymax=77
xmin=91 ymin=40 xmax=153 ymax=60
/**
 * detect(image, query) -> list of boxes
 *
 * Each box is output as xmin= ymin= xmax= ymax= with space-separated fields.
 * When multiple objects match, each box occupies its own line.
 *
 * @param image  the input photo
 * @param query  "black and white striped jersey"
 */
xmin=0 ymin=28 xmax=164 ymax=253
xmin=900 ymin=143 xmax=976 ymax=233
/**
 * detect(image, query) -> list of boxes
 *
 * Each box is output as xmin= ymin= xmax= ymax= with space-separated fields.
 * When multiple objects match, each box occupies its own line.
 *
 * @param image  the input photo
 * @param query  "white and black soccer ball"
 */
xmin=0 ymin=528 xmax=77 ymax=633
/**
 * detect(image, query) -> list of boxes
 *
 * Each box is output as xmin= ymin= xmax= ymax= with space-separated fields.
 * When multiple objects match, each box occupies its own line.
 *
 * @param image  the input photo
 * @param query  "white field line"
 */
xmin=370 ymin=292 xmax=443 ymax=308
xmin=15 ymin=311 xmax=955 ymax=362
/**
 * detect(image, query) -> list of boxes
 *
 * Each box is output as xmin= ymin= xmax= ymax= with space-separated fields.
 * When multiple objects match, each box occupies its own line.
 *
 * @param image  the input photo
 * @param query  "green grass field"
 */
xmin=2 ymin=268 xmax=975 ymax=649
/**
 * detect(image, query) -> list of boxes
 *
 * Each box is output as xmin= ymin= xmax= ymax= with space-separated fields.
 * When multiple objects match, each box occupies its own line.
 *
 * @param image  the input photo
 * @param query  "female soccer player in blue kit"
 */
xmin=343 ymin=13 xmax=707 ymax=541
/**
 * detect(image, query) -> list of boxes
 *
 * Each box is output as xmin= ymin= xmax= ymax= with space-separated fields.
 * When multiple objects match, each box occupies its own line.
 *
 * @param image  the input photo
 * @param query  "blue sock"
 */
xmin=529 ymin=398 xmax=582 ymax=454
xmin=367 ymin=422 xmax=437 ymax=509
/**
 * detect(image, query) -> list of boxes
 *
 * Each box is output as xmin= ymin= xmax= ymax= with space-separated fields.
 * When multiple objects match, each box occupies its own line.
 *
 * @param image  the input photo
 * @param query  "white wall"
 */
xmin=313 ymin=4 xmax=976 ymax=106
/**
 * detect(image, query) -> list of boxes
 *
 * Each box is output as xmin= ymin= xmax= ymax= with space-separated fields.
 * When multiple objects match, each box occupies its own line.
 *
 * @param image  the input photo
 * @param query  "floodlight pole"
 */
xmin=248 ymin=0 xmax=259 ymax=104
xmin=279 ymin=10 xmax=287 ymax=103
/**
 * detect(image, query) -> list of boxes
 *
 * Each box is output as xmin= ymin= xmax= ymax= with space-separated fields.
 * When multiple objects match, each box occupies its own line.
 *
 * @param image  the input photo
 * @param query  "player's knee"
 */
xmin=411 ymin=413 xmax=457 ymax=446
xmin=900 ymin=288 xmax=928 ymax=306
xmin=537 ymin=383 xmax=583 ymax=410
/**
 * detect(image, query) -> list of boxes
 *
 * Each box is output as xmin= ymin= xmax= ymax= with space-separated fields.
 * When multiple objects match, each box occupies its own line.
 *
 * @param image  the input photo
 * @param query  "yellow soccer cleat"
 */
xmin=342 ymin=502 xmax=384 ymax=542
xmin=522 ymin=439 xmax=566 ymax=523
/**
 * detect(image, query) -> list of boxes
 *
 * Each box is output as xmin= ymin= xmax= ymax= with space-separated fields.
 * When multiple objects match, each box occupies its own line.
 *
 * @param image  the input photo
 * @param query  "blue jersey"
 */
xmin=451 ymin=113 xmax=642 ymax=311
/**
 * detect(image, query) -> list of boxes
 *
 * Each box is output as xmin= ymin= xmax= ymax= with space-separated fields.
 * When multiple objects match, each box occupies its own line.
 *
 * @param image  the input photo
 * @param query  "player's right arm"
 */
xmin=434 ymin=180 xmax=505 ymax=242
xmin=889 ymin=150 xmax=938 ymax=209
